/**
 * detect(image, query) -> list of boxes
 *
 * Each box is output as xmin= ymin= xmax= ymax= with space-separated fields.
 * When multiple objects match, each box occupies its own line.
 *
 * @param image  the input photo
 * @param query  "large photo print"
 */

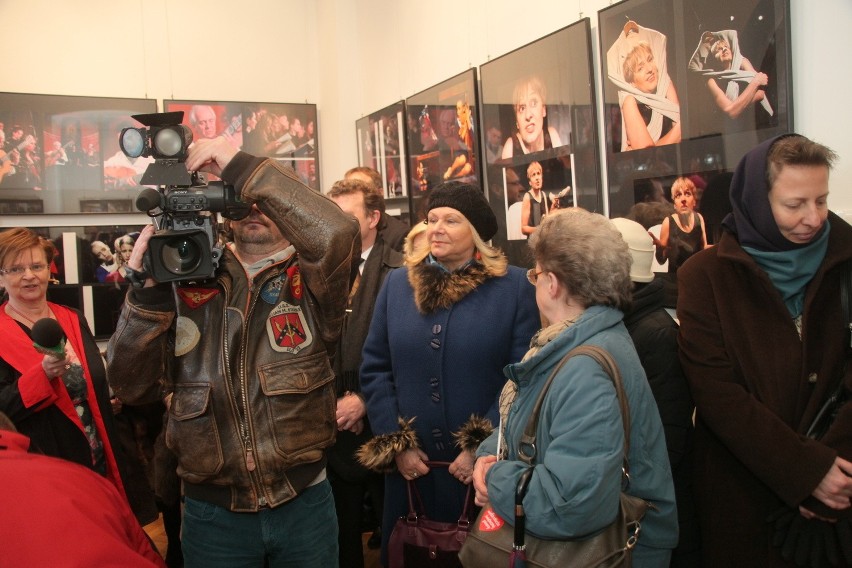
xmin=599 ymin=0 xmax=791 ymax=220
xmin=165 ymin=100 xmax=320 ymax=191
xmin=479 ymin=19 xmax=601 ymax=265
xmin=0 ymin=93 xmax=157 ymax=215
xmin=599 ymin=0 xmax=791 ymax=309
xmin=355 ymin=101 xmax=408 ymax=199
xmin=404 ymin=69 xmax=480 ymax=222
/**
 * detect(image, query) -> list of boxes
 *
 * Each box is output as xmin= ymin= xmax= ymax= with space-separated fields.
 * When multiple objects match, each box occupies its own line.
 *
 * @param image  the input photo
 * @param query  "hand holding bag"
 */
xmin=388 ymin=461 xmax=474 ymax=568
xmin=459 ymin=345 xmax=653 ymax=568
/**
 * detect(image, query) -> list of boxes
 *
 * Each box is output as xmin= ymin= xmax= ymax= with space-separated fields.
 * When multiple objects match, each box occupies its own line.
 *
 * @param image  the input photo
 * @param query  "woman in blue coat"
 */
xmin=358 ymin=181 xmax=540 ymax=565
xmin=473 ymin=209 xmax=678 ymax=566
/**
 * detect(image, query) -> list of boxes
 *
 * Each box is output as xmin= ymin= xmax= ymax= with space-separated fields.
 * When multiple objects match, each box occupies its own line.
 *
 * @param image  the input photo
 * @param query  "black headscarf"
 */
xmin=721 ymin=133 xmax=827 ymax=252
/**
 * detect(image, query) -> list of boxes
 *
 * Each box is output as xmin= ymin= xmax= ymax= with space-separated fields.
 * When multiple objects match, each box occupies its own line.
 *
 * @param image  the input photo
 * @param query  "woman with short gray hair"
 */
xmin=473 ymin=209 xmax=678 ymax=566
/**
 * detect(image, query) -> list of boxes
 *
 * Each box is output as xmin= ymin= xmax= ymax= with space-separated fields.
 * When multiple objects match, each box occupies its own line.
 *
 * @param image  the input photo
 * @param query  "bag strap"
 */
xmin=404 ymin=460 xmax=474 ymax=525
xmin=517 ymin=345 xmax=632 ymax=481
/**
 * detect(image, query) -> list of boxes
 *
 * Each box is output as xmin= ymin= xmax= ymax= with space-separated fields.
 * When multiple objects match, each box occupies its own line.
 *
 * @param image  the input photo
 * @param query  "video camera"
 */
xmin=120 ymin=111 xmax=249 ymax=283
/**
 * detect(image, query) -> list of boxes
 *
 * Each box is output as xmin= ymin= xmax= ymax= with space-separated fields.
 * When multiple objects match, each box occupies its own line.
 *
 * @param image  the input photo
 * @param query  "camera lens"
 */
xmin=160 ymin=235 xmax=202 ymax=275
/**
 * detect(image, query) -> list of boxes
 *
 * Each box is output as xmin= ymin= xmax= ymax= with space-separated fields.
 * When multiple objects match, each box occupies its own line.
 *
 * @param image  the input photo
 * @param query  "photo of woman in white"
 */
xmin=688 ymin=30 xmax=773 ymax=120
xmin=606 ymin=21 xmax=681 ymax=152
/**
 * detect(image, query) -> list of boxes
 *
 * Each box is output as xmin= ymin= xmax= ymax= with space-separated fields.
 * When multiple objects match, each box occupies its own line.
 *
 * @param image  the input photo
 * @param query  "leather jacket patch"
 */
xmin=260 ymin=274 xmax=287 ymax=304
xmin=176 ymin=287 xmax=220 ymax=308
xmin=287 ymin=265 xmax=302 ymax=299
xmin=266 ymin=302 xmax=313 ymax=353
xmin=175 ymin=316 xmax=201 ymax=357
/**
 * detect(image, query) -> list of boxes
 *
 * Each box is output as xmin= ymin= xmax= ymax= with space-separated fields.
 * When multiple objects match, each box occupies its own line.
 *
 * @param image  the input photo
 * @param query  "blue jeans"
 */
xmin=182 ymin=479 xmax=339 ymax=568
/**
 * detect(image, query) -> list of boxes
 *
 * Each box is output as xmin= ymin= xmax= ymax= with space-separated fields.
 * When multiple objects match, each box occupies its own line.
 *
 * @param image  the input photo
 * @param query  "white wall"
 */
xmin=0 ymin=0 xmax=849 ymax=214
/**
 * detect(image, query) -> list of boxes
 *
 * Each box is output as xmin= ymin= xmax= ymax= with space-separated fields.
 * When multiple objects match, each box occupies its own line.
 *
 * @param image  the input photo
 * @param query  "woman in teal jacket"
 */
xmin=473 ymin=209 xmax=678 ymax=566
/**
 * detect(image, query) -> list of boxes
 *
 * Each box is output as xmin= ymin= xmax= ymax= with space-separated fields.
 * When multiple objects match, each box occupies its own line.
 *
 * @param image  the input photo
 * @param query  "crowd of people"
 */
xmin=0 ymin=132 xmax=850 ymax=568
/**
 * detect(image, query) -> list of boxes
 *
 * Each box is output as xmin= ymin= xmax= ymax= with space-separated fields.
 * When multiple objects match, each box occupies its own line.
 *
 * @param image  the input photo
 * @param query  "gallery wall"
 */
xmin=0 ymin=0 xmax=849 ymax=219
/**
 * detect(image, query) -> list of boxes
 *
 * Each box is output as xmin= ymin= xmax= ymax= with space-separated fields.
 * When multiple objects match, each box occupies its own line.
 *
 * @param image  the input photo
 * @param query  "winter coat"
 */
xmin=107 ymin=154 xmax=360 ymax=512
xmin=359 ymin=260 xmax=539 ymax=563
xmin=677 ymin=213 xmax=852 ymax=566
xmin=0 ymin=428 xmax=166 ymax=567
xmin=0 ymin=304 xmax=157 ymax=525
xmin=623 ymin=277 xmax=699 ymax=561
xmin=328 ymin=237 xmax=403 ymax=482
xmin=478 ymin=305 xmax=678 ymax=565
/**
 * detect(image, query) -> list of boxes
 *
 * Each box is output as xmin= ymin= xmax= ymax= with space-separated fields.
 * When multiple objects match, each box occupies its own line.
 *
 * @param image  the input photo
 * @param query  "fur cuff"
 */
xmin=356 ymin=417 xmax=420 ymax=473
xmin=453 ymin=415 xmax=493 ymax=453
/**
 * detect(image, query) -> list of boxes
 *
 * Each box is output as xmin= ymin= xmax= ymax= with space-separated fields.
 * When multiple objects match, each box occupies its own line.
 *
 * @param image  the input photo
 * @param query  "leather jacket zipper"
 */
xmin=239 ymin=275 xmax=271 ymax=500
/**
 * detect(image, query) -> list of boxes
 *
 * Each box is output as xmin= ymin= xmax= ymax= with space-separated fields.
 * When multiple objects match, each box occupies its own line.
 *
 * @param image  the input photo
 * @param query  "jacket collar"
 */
xmin=407 ymin=259 xmax=491 ymax=314
xmin=504 ymin=305 xmax=625 ymax=384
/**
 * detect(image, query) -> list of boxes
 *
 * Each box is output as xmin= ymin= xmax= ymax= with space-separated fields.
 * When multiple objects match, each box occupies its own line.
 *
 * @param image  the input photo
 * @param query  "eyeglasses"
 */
xmin=526 ymin=268 xmax=543 ymax=285
xmin=0 ymin=263 xmax=49 ymax=277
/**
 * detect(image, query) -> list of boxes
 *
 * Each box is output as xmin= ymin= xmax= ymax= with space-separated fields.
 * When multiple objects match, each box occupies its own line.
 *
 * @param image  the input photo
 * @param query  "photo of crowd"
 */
xmin=0 ymin=94 xmax=157 ymax=214
xmin=165 ymin=100 xmax=320 ymax=191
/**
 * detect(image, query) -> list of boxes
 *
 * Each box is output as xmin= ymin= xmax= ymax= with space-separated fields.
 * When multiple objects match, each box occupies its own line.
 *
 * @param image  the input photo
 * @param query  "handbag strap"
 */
xmin=517 ymin=345 xmax=632 ymax=481
xmin=404 ymin=460 xmax=474 ymax=525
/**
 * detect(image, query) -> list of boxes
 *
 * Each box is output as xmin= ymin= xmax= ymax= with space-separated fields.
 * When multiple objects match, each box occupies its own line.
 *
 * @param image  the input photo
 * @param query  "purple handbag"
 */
xmin=388 ymin=461 xmax=474 ymax=568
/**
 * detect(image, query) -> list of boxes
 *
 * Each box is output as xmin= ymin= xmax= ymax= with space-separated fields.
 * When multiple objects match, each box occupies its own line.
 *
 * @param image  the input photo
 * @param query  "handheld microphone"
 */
xmin=31 ymin=318 xmax=66 ymax=361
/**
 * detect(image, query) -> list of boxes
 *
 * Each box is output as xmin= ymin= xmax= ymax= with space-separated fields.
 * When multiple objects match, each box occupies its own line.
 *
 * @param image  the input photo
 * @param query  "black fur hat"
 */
xmin=427 ymin=181 xmax=498 ymax=241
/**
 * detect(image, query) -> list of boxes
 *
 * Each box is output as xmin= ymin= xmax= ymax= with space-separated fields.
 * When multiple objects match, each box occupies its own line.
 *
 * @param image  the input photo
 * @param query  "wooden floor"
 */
xmin=143 ymin=514 xmax=381 ymax=568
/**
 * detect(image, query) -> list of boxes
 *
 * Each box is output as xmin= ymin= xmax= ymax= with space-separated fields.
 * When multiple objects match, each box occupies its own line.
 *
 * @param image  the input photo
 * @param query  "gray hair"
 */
xmin=528 ymin=209 xmax=632 ymax=311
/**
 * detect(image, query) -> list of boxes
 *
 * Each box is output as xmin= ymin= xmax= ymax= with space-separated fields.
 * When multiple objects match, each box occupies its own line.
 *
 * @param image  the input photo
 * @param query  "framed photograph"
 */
xmin=599 ymin=0 xmax=792 ymax=218
xmin=479 ymin=19 xmax=601 ymax=265
xmin=2 ymin=223 xmax=147 ymax=338
xmin=355 ymin=101 xmax=409 ymax=199
xmin=0 ymin=93 xmax=157 ymax=215
xmin=164 ymin=100 xmax=321 ymax=191
xmin=404 ymin=69 xmax=480 ymax=222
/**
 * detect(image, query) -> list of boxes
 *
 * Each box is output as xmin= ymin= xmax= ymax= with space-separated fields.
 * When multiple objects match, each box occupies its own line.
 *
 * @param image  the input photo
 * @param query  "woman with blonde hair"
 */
xmin=607 ymin=21 xmax=681 ymax=151
xmin=105 ymin=234 xmax=136 ymax=284
xmin=358 ymin=181 xmax=539 ymax=565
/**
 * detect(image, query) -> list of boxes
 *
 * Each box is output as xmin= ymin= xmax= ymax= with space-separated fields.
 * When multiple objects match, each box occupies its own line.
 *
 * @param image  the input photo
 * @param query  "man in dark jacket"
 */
xmin=345 ymin=166 xmax=409 ymax=252
xmin=612 ymin=217 xmax=698 ymax=566
xmin=106 ymin=137 xmax=360 ymax=567
xmin=327 ymin=178 xmax=403 ymax=568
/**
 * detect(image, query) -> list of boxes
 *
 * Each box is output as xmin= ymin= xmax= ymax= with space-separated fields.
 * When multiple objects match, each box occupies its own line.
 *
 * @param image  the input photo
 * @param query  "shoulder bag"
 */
xmin=388 ymin=461 xmax=474 ymax=568
xmin=459 ymin=344 xmax=653 ymax=568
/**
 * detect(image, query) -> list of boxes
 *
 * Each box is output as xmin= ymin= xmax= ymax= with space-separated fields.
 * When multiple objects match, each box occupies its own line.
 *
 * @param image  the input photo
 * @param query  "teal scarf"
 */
xmin=744 ymin=221 xmax=830 ymax=317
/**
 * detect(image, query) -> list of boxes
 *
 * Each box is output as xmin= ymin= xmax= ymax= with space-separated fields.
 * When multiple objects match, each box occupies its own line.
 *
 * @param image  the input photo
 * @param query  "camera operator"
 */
xmin=106 ymin=137 xmax=360 ymax=567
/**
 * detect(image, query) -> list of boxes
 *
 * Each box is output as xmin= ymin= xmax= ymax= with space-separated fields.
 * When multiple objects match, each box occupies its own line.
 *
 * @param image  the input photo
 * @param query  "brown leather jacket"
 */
xmin=107 ymin=154 xmax=359 ymax=512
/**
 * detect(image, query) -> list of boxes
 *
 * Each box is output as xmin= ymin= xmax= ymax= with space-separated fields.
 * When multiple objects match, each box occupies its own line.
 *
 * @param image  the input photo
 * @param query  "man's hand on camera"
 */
xmin=186 ymin=137 xmax=238 ymax=178
xmin=127 ymin=225 xmax=157 ymax=288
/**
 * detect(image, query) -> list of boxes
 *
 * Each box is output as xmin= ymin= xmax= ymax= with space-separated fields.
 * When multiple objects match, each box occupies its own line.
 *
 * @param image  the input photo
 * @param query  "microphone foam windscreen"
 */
xmin=31 ymin=318 xmax=65 ymax=348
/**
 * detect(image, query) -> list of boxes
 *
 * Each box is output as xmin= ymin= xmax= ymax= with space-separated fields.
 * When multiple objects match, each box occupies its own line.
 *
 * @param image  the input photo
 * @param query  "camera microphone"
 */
xmin=31 ymin=318 xmax=67 ymax=361
xmin=136 ymin=187 xmax=163 ymax=213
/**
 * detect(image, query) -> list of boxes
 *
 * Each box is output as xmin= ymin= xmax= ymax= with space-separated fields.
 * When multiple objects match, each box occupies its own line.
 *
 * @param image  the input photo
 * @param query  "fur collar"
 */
xmin=408 ymin=260 xmax=492 ymax=314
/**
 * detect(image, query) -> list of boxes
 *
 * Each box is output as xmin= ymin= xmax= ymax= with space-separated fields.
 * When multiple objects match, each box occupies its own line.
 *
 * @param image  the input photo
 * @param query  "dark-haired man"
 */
xmin=327 ymin=178 xmax=403 ymax=568
xmin=107 ymin=137 xmax=360 ymax=567
xmin=345 ymin=166 xmax=409 ymax=251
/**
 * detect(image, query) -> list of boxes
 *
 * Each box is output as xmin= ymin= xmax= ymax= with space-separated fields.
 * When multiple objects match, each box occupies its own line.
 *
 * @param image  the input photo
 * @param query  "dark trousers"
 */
xmin=329 ymin=465 xmax=384 ymax=568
